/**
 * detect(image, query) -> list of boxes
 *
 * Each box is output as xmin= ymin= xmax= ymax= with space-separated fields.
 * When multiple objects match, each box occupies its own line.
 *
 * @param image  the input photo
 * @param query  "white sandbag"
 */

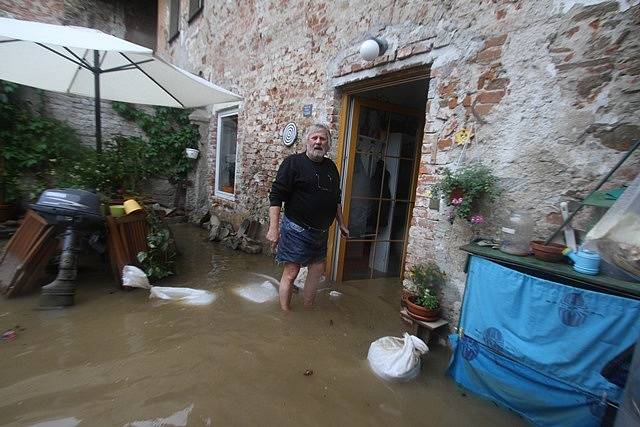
xmin=122 ymin=265 xmax=151 ymax=289
xmin=294 ymin=267 xmax=308 ymax=289
xmin=367 ymin=333 xmax=428 ymax=381
xmin=293 ymin=267 xmax=326 ymax=289
xmin=233 ymin=281 xmax=278 ymax=303
xmin=149 ymin=286 xmax=216 ymax=306
xmin=121 ymin=266 xmax=215 ymax=305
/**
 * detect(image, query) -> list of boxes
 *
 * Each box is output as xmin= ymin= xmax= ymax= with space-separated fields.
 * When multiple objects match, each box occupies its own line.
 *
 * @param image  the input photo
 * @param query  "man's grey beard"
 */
xmin=306 ymin=148 xmax=326 ymax=162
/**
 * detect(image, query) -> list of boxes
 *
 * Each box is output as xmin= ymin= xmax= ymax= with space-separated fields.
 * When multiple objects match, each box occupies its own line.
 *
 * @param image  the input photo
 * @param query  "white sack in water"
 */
xmin=122 ymin=265 xmax=151 ymax=289
xmin=367 ymin=333 xmax=428 ymax=381
xmin=293 ymin=267 xmax=326 ymax=289
xmin=233 ymin=281 xmax=278 ymax=303
xmin=149 ymin=286 xmax=216 ymax=305
xmin=122 ymin=265 xmax=216 ymax=305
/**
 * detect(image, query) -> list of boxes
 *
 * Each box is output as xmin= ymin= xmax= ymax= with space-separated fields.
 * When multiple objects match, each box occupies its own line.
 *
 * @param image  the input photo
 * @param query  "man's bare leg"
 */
xmin=279 ymin=262 xmax=300 ymax=311
xmin=303 ymin=260 xmax=325 ymax=308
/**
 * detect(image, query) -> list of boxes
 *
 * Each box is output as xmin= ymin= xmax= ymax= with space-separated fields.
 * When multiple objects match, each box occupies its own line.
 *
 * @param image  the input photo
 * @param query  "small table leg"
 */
xmin=417 ymin=325 xmax=434 ymax=346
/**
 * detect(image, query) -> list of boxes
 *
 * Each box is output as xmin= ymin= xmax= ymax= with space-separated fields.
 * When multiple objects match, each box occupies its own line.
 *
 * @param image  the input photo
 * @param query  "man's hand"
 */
xmin=266 ymin=227 xmax=279 ymax=251
xmin=267 ymin=206 xmax=282 ymax=252
xmin=339 ymin=224 xmax=349 ymax=238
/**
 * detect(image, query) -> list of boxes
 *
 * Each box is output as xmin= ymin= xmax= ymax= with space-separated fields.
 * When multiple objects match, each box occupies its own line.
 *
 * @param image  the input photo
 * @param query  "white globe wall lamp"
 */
xmin=359 ymin=36 xmax=388 ymax=61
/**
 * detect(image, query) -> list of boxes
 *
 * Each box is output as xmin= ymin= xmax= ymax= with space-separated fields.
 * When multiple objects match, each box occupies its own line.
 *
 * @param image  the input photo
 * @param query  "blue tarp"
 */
xmin=448 ymin=256 xmax=640 ymax=426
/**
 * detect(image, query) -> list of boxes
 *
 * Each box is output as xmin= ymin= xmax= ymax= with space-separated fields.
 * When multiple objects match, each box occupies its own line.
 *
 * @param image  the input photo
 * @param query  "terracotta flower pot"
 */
xmin=530 ymin=240 xmax=565 ymax=263
xmin=403 ymin=294 xmax=440 ymax=321
xmin=449 ymin=187 xmax=464 ymax=203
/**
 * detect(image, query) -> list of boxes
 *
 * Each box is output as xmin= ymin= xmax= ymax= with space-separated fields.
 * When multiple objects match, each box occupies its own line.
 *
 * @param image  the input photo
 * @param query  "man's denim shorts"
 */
xmin=276 ymin=216 xmax=328 ymax=266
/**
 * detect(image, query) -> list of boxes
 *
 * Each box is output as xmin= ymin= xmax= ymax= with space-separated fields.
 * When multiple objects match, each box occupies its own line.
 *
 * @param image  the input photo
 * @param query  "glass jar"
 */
xmin=500 ymin=211 xmax=534 ymax=256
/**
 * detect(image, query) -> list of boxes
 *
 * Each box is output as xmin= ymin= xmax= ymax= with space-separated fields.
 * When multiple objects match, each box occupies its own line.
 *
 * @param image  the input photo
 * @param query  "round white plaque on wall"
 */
xmin=282 ymin=122 xmax=297 ymax=147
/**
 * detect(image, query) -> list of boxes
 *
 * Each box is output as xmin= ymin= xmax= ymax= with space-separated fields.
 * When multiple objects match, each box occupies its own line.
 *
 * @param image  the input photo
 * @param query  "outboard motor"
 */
xmin=30 ymin=189 xmax=104 ymax=308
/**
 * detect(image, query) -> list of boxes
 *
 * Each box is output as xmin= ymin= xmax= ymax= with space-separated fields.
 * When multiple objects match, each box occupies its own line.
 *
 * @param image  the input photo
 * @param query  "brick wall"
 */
xmin=157 ymin=0 xmax=640 ymax=322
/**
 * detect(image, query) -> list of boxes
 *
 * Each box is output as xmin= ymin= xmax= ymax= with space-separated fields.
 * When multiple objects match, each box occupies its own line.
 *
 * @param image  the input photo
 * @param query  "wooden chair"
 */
xmin=6 ymin=227 xmax=59 ymax=297
xmin=0 ymin=210 xmax=58 ymax=296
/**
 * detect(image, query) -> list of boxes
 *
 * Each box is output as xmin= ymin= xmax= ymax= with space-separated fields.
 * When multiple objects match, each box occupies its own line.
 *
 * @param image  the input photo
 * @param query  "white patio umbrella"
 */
xmin=0 ymin=17 xmax=241 ymax=152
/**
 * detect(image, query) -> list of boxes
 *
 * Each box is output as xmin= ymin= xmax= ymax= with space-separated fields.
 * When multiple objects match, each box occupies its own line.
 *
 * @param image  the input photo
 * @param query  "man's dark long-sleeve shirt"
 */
xmin=269 ymin=153 xmax=341 ymax=230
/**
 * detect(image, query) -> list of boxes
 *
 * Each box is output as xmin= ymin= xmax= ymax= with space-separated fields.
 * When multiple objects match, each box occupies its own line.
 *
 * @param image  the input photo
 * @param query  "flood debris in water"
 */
xmin=205 ymin=215 xmax=262 ymax=254
xmin=1 ymin=329 xmax=17 ymax=342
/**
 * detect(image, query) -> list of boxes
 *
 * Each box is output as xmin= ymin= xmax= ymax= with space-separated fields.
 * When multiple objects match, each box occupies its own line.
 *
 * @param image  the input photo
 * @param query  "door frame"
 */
xmin=328 ymin=89 xmax=426 ymax=282
xmin=327 ymin=66 xmax=430 ymax=282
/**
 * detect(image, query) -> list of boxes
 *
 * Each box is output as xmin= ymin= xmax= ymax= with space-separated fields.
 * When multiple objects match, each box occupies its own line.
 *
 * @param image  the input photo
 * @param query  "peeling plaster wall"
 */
xmin=157 ymin=0 xmax=640 ymax=323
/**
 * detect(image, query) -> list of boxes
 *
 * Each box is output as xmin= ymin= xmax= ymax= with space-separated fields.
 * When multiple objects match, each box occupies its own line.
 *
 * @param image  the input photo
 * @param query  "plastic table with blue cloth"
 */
xmin=448 ymin=244 xmax=640 ymax=427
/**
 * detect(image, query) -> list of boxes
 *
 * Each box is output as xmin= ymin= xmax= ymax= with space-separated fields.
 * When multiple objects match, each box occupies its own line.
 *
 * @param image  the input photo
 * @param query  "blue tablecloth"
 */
xmin=448 ymin=256 xmax=640 ymax=426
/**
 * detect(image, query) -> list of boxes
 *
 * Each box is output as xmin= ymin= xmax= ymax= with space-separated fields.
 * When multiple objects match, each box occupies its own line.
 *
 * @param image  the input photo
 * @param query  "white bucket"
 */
xmin=185 ymin=148 xmax=199 ymax=159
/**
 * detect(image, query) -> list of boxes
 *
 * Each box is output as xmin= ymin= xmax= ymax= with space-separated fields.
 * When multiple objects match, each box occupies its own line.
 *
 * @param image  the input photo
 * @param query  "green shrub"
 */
xmin=0 ymin=81 xmax=88 ymax=202
xmin=0 ymin=81 xmax=200 ymax=204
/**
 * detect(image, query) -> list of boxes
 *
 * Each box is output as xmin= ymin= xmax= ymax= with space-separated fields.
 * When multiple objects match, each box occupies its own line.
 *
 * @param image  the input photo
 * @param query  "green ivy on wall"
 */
xmin=111 ymin=101 xmax=200 ymax=186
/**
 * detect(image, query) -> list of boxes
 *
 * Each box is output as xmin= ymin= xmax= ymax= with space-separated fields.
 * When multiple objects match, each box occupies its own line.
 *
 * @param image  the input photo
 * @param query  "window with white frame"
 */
xmin=215 ymin=110 xmax=238 ymax=198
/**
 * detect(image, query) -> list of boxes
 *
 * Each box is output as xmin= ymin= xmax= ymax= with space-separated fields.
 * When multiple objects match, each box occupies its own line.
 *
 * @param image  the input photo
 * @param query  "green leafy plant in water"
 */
xmin=431 ymin=163 xmax=502 ymax=222
xmin=410 ymin=261 xmax=446 ymax=309
xmin=137 ymin=208 xmax=176 ymax=280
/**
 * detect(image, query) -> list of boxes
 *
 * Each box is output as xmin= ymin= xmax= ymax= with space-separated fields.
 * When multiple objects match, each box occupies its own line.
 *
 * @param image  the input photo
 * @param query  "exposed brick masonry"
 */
xmin=162 ymin=0 xmax=640 ymax=324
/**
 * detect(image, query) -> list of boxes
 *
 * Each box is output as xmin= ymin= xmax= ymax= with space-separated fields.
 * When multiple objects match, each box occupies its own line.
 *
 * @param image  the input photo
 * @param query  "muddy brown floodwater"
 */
xmin=0 ymin=224 xmax=526 ymax=426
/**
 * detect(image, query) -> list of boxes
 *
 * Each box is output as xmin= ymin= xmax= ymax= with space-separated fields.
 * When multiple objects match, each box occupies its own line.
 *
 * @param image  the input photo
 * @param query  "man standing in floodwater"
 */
xmin=267 ymin=123 xmax=349 ymax=311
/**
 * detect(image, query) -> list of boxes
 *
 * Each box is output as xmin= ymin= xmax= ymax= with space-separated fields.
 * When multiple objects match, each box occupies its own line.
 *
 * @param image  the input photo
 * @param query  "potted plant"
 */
xmin=403 ymin=261 xmax=446 ymax=321
xmin=431 ymin=163 xmax=501 ymax=224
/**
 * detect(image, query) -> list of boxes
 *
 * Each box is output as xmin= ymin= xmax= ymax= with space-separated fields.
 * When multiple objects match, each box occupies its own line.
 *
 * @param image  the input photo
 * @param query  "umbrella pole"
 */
xmin=93 ymin=50 xmax=102 ymax=154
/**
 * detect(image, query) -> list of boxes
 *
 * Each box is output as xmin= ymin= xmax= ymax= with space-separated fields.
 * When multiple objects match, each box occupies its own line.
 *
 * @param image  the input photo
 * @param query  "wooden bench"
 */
xmin=400 ymin=307 xmax=449 ymax=346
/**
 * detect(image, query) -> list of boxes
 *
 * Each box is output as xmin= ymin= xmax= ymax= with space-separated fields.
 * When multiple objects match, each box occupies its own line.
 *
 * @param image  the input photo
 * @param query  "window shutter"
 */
xmin=189 ymin=0 xmax=203 ymax=21
xmin=169 ymin=0 xmax=180 ymax=40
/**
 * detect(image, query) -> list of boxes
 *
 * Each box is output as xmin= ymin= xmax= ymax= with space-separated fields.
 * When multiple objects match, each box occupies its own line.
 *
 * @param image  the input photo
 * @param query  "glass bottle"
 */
xmin=500 ymin=211 xmax=534 ymax=256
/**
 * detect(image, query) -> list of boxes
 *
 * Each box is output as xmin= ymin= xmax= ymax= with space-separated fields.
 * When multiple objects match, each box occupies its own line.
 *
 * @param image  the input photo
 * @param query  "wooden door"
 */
xmin=336 ymin=98 xmax=423 ymax=281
